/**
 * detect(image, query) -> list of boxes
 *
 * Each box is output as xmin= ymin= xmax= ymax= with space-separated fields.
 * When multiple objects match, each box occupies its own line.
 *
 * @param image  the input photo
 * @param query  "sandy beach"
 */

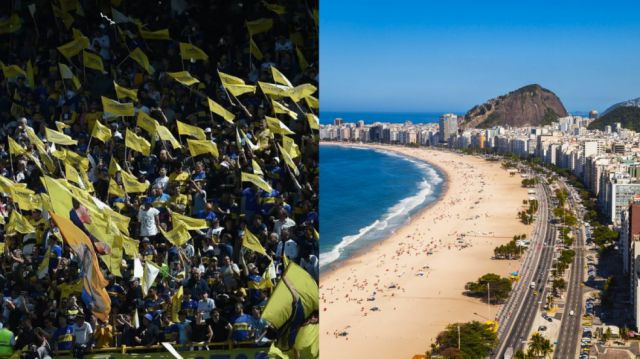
xmin=320 ymin=144 xmax=533 ymax=358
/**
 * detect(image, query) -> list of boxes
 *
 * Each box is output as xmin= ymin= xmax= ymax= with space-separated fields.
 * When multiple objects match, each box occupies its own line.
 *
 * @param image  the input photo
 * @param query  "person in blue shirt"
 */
xmin=50 ymin=240 xmax=63 ymax=270
xmin=54 ymin=316 xmax=74 ymax=351
xmin=191 ymin=162 xmax=207 ymax=181
xmin=231 ymin=303 xmax=253 ymax=342
xmin=181 ymin=292 xmax=198 ymax=321
xmin=169 ymin=311 xmax=191 ymax=349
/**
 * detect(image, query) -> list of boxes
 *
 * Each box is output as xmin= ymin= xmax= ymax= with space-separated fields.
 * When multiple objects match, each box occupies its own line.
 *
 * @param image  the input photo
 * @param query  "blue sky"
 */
xmin=321 ymin=0 xmax=640 ymax=113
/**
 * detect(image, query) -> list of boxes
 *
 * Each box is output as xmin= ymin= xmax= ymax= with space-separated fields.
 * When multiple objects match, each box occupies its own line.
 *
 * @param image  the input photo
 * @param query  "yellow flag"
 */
xmin=261 ymin=262 xmax=318 ymax=329
xmin=45 ymin=127 xmax=78 ymax=146
xmin=225 ymin=83 xmax=257 ymax=97
xmin=307 ymin=113 xmax=319 ymax=130
xmin=26 ymin=60 xmax=35 ymax=88
xmin=242 ymin=229 xmax=268 ymax=256
xmin=108 ymin=157 xmax=122 ymax=176
xmin=82 ymin=51 xmax=104 ymax=72
xmin=114 ymin=82 xmax=138 ymax=102
xmin=278 ymin=144 xmax=299 ymax=176
xmin=271 ymin=66 xmax=292 ymax=87
xmin=58 ymin=63 xmax=81 ymax=90
xmin=246 ymin=18 xmax=273 ymax=35
xmin=157 ymin=125 xmax=182 ymax=149
xmin=167 ymin=71 xmax=200 ymax=86
xmin=100 ymin=247 xmax=122 ymax=277
xmin=160 ymin=222 xmax=191 ymax=246
xmin=282 ymin=136 xmax=301 ymax=159
xmin=171 ymin=286 xmax=183 ymax=322
xmin=56 ymin=121 xmax=70 ymax=132
xmin=296 ymin=47 xmax=308 ymax=71
xmin=179 ymin=42 xmax=208 ymax=61
xmin=10 ymin=186 xmax=38 ymax=211
xmin=53 ymin=148 xmax=89 ymax=171
xmin=6 ymin=210 xmax=36 ymax=234
xmin=101 ymin=96 xmax=134 ymax=117
xmin=90 ymin=120 xmax=112 ymax=143
xmin=171 ymin=212 xmax=208 ymax=230
xmin=187 ymin=139 xmax=218 ymax=158
xmin=1 ymin=64 xmax=26 ymax=79
xmin=120 ymin=170 xmax=150 ymax=193
xmin=272 ymin=100 xmax=298 ymax=119
xmin=289 ymin=83 xmax=317 ymax=102
xmin=52 ymin=4 xmax=74 ymax=28
xmin=218 ymin=71 xmax=246 ymax=86
xmin=263 ymin=2 xmax=286 ymax=15
xmin=176 ymin=120 xmax=206 ymax=140
xmin=258 ymin=81 xmax=291 ymax=98
xmin=8 ymin=137 xmax=26 ymax=155
xmin=57 ymin=36 xmax=89 ymax=59
xmin=218 ymin=71 xmax=256 ymax=97
xmin=108 ymin=179 xmax=126 ymax=198
xmin=125 ymin=129 xmax=151 ymax=156
xmin=241 ymin=172 xmax=273 ymax=193
xmin=59 ymin=280 xmax=84 ymax=299
xmin=65 ymin=162 xmax=83 ymax=186
xmin=139 ymin=28 xmax=170 ymax=40
xmin=136 ymin=112 xmax=159 ymax=134
xmin=119 ymin=235 xmax=140 ymax=257
xmin=207 ymin=98 xmax=235 ymax=124
xmin=266 ymin=116 xmax=295 ymax=135
xmin=305 ymin=96 xmax=319 ymax=110
xmin=250 ymin=37 xmax=263 ymax=60
xmin=129 ymin=48 xmax=154 ymax=74
xmin=72 ymin=27 xmax=84 ymax=40
xmin=252 ymin=159 xmax=264 ymax=176
xmin=0 ymin=14 xmax=22 ymax=34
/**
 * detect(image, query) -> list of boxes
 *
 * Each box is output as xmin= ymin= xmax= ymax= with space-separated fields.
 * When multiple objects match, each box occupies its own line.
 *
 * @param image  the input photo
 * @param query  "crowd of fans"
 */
xmin=0 ymin=0 xmax=318 ymax=357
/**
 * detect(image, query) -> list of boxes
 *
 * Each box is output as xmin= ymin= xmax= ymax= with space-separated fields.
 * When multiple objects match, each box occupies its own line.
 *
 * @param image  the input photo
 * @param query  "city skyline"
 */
xmin=321 ymin=0 xmax=640 ymax=113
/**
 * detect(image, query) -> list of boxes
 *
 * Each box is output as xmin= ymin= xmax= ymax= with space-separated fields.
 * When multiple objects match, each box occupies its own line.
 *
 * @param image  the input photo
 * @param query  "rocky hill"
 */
xmin=462 ymin=84 xmax=568 ymax=128
xmin=588 ymin=106 xmax=640 ymax=132
xmin=601 ymin=97 xmax=640 ymax=116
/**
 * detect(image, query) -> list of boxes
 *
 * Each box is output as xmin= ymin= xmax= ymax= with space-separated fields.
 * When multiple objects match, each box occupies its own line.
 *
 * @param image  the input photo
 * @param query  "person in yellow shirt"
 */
xmin=166 ymin=186 xmax=189 ymax=214
xmin=29 ymin=209 xmax=49 ymax=246
xmin=93 ymin=319 xmax=113 ymax=349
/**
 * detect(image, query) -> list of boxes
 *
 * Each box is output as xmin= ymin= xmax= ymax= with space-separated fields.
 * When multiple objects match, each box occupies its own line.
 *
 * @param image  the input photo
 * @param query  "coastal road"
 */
xmin=493 ymin=181 xmax=556 ymax=358
xmin=553 ymin=186 xmax=585 ymax=359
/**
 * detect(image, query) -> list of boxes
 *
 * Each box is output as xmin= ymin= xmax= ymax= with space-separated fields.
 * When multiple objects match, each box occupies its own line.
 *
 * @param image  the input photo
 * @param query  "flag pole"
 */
xmin=86 ymin=135 xmax=93 ymax=155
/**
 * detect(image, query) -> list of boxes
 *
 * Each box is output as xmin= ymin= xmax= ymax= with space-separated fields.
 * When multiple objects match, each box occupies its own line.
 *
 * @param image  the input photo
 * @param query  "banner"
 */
xmin=130 ymin=48 xmax=154 ymax=74
xmin=114 ymin=82 xmax=138 ymax=101
xmin=82 ymin=51 xmax=104 ymax=72
xmin=102 ymin=96 xmax=134 ymax=117
xmin=167 ymin=71 xmax=200 ymax=86
xmin=179 ymin=42 xmax=208 ymax=61
xmin=207 ymin=98 xmax=235 ymax=123
xmin=187 ymin=139 xmax=218 ymax=158
xmin=176 ymin=120 xmax=206 ymax=140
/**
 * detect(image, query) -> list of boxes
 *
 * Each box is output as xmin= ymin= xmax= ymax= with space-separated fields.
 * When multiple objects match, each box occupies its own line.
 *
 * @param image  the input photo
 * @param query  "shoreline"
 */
xmin=319 ymin=142 xmax=450 ymax=276
xmin=320 ymin=142 xmax=532 ymax=358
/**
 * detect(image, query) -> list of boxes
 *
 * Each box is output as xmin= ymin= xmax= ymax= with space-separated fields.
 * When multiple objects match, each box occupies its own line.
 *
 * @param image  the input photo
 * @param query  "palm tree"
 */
xmin=527 ymin=333 xmax=553 ymax=358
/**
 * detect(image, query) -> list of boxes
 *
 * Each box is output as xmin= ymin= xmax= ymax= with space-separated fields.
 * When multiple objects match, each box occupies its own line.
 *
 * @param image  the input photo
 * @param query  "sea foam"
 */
xmin=320 ymin=150 xmax=443 ymax=268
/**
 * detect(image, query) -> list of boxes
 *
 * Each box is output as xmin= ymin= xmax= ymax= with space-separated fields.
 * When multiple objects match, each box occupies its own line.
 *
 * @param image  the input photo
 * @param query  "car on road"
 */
xmin=538 ymin=325 xmax=547 ymax=331
xmin=569 ymin=310 xmax=575 ymax=316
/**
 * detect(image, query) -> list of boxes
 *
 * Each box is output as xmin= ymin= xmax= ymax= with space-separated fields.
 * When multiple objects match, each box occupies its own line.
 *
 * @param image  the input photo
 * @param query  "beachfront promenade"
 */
xmin=493 ymin=181 xmax=556 ymax=357
xmin=554 ymin=182 xmax=586 ymax=358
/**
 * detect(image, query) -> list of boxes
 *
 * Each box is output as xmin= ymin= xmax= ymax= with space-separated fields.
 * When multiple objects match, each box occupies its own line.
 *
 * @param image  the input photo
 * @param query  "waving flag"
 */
xmin=51 ymin=212 xmax=111 ymax=322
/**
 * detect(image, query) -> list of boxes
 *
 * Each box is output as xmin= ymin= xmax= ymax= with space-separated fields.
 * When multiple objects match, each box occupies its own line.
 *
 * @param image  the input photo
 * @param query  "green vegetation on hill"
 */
xmin=588 ymin=106 xmax=640 ymax=132
xmin=542 ymin=107 xmax=560 ymax=126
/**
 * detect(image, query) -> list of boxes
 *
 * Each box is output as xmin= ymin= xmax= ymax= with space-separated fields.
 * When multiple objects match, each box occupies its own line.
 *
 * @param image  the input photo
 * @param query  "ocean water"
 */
xmin=320 ymin=144 xmax=445 ymax=268
xmin=320 ymin=111 xmax=443 ymax=125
